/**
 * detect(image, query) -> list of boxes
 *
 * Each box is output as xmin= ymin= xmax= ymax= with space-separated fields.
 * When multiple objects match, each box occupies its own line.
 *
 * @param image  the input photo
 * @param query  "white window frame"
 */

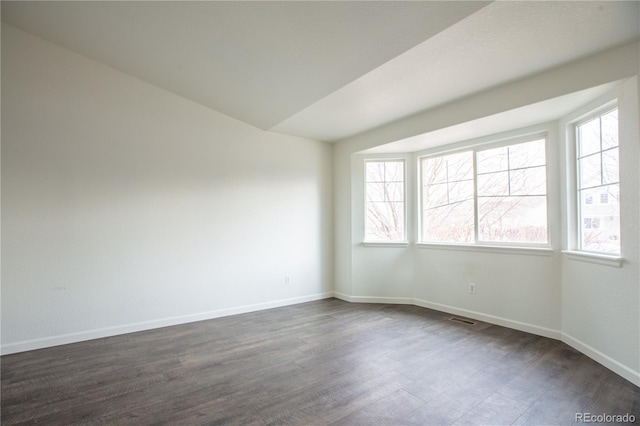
xmin=562 ymin=95 xmax=624 ymax=268
xmin=417 ymin=133 xmax=551 ymax=250
xmin=363 ymin=158 xmax=408 ymax=245
xmin=570 ymin=102 xmax=622 ymax=258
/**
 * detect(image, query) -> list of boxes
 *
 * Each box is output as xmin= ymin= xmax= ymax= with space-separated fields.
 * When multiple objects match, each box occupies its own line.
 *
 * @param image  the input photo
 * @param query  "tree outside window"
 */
xmin=421 ymin=138 xmax=548 ymax=245
xmin=421 ymin=152 xmax=474 ymax=243
xmin=365 ymin=160 xmax=405 ymax=241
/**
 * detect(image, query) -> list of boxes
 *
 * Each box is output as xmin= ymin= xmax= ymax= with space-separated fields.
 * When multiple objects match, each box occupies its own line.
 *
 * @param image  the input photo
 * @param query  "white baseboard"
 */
xmin=0 ymin=292 xmax=333 ymax=355
xmin=335 ymin=293 xmax=560 ymax=339
xmin=413 ymin=298 xmax=562 ymax=340
xmin=561 ymin=332 xmax=640 ymax=387
xmin=333 ymin=292 xmax=413 ymax=305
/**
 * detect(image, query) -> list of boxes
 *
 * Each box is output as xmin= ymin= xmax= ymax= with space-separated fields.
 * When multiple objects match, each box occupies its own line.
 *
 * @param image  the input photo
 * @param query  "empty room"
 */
xmin=1 ymin=1 xmax=639 ymax=425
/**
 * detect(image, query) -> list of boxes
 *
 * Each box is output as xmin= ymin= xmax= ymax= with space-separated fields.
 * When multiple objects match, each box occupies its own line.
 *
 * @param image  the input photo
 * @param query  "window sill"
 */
xmin=415 ymin=243 xmax=553 ymax=256
xmin=362 ymin=241 xmax=409 ymax=248
xmin=562 ymin=250 xmax=623 ymax=268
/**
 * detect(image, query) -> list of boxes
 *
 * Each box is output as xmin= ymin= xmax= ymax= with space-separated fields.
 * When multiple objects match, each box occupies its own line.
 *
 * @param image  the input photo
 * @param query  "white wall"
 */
xmin=1 ymin=24 xmax=333 ymax=353
xmin=334 ymin=43 xmax=639 ymax=385
xmin=560 ymin=78 xmax=640 ymax=384
xmin=333 ymin=142 xmax=352 ymax=297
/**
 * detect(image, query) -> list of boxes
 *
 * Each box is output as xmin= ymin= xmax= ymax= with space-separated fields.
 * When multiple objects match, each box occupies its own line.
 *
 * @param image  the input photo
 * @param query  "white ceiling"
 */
xmin=2 ymin=1 xmax=639 ymax=143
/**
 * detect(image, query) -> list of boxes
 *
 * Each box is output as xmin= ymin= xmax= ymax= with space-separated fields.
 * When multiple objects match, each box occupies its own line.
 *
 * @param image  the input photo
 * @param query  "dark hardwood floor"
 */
xmin=2 ymin=298 xmax=639 ymax=425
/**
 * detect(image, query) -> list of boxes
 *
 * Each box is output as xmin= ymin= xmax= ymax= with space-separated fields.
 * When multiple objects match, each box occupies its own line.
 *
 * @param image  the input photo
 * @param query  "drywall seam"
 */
xmin=0 ymin=292 xmax=333 ymax=355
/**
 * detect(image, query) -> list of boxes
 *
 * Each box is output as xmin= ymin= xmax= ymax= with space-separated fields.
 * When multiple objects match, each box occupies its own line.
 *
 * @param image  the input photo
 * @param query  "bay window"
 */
xmin=420 ymin=137 xmax=549 ymax=246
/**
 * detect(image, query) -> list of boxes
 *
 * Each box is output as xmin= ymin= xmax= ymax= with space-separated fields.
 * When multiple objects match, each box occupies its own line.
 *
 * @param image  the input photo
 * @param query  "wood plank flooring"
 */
xmin=2 ymin=298 xmax=639 ymax=425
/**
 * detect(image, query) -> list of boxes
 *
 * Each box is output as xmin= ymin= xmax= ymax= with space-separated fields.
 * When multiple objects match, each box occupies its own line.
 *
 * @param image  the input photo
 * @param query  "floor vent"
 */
xmin=449 ymin=317 xmax=477 ymax=326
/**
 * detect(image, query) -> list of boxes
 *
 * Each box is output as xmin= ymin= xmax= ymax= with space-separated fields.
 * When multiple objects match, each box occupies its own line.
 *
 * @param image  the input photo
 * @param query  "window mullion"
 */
xmin=599 ymin=117 xmax=604 ymax=186
xmin=473 ymin=150 xmax=479 ymax=244
xmin=446 ymin=160 xmax=450 ymax=206
xmin=577 ymin=127 xmax=583 ymax=250
xmin=507 ymin=146 xmax=512 ymax=196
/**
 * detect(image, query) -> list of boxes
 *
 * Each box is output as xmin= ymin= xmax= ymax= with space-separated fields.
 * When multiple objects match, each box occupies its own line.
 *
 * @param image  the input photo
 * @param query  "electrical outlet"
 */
xmin=284 ymin=275 xmax=291 ymax=285
xmin=468 ymin=282 xmax=476 ymax=294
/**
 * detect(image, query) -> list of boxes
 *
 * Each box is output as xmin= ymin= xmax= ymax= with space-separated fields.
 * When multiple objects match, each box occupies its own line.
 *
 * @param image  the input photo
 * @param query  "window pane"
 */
xmin=509 ymin=139 xmax=546 ymax=169
xmin=447 ymin=152 xmax=474 ymax=181
xmin=365 ymin=162 xmax=386 ymax=182
xmin=422 ymin=152 xmax=474 ymax=243
xmin=422 ymin=156 xmax=447 ymax=184
xmin=602 ymin=148 xmax=619 ymax=185
xmin=477 ymin=171 xmax=509 ymax=196
xmin=510 ymin=166 xmax=546 ymax=196
xmin=478 ymin=196 xmax=548 ymax=243
xmin=578 ymin=117 xmax=601 ymax=157
xmin=425 ymin=183 xmax=448 ymax=208
xmin=423 ymin=200 xmax=474 ymax=243
xmin=579 ymin=153 xmax=601 ymax=189
xmin=386 ymin=182 xmax=404 ymax=202
xmin=365 ymin=160 xmax=405 ymax=241
xmin=601 ymin=110 xmax=618 ymax=150
xmin=449 ymin=179 xmax=474 ymax=204
xmin=477 ymin=146 xmax=508 ymax=174
xmin=384 ymin=161 xmax=404 ymax=182
xmin=580 ymin=184 xmax=620 ymax=254
xmin=366 ymin=202 xmax=404 ymax=241
xmin=366 ymin=183 xmax=386 ymax=202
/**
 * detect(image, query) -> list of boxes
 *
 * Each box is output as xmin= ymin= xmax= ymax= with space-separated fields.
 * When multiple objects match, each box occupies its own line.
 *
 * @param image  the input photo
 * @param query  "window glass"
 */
xmin=477 ymin=146 xmax=508 ymax=174
xmin=578 ymin=117 xmax=601 ymax=156
xmin=365 ymin=160 xmax=405 ymax=242
xmin=602 ymin=148 xmax=619 ymax=185
xmin=421 ymin=151 xmax=474 ymax=243
xmin=509 ymin=140 xmax=547 ymax=169
xmin=477 ymin=139 xmax=548 ymax=244
xmin=510 ymin=167 xmax=547 ymax=196
xmin=477 ymin=171 xmax=509 ymax=196
xmin=478 ymin=196 xmax=548 ymax=243
xmin=601 ymin=110 xmax=618 ymax=150
xmin=577 ymin=108 xmax=620 ymax=254
xmin=421 ymin=138 xmax=548 ymax=246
